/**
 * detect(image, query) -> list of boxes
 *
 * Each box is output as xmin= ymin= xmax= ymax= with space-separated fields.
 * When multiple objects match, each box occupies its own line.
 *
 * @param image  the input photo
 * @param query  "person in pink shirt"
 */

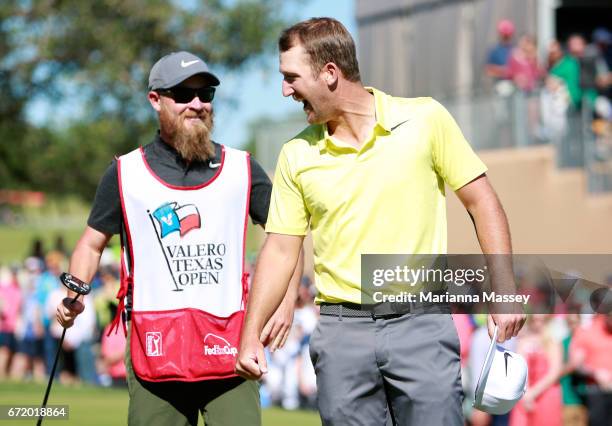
xmin=0 ymin=266 xmax=23 ymax=378
xmin=507 ymin=35 xmax=545 ymax=93
xmin=100 ymin=323 xmax=127 ymax=387
xmin=452 ymin=313 xmax=474 ymax=366
xmin=510 ymin=314 xmax=563 ymax=426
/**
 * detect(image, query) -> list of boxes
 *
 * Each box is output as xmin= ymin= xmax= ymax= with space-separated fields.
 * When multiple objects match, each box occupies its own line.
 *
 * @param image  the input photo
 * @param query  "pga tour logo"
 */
xmin=146 ymin=332 xmax=163 ymax=357
xmin=203 ymin=333 xmax=238 ymax=357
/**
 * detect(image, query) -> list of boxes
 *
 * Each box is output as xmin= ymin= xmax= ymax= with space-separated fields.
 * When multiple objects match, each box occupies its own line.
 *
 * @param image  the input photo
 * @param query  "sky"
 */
xmin=213 ymin=0 xmax=356 ymax=148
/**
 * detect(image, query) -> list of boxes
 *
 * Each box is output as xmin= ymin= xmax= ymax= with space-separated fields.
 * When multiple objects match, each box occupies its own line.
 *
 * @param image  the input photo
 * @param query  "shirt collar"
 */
xmin=318 ymin=87 xmax=391 ymax=153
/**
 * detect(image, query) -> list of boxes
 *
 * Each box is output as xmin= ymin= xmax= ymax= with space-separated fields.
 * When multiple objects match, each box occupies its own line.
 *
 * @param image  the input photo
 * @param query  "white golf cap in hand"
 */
xmin=473 ymin=325 xmax=528 ymax=415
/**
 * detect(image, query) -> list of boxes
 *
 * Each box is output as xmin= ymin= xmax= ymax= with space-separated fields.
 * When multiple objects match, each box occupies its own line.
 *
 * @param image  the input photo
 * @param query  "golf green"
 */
xmin=0 ymin=381 xmax=320 ymax=425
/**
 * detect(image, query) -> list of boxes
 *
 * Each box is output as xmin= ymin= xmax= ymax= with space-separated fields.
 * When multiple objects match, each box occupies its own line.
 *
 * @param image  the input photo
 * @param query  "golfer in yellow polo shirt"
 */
xmin=237 ymin=17 xmax=526 ymax=426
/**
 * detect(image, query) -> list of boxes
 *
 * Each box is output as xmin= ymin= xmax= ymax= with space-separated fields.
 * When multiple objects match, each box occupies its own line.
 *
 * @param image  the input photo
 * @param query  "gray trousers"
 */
xmin=309 ymin=312 xmax=463 ymax=426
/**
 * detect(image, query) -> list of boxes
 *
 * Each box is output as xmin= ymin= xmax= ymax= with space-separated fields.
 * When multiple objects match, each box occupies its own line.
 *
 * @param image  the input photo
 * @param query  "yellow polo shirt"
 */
xmin=266 ymin=88 xmax=487 ymax=303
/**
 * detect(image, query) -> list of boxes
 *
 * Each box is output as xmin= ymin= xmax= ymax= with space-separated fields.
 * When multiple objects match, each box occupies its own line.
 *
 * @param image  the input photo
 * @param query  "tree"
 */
xmin=0 ymin=0 xmax=293 ymax=200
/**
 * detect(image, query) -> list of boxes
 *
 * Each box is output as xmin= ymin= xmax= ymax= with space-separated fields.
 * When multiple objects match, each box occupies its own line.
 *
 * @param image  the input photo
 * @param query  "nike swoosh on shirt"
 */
xmin=181 ymin=60 xmax=200 ymax=68
xmin=390 ymin=119 xmax=411 ymax=131
xmin=209 ymin=162 xmax=221 ymax=169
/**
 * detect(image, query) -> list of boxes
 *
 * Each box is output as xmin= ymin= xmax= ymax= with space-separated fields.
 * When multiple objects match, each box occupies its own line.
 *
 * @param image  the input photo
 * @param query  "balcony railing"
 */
xmin=441 ymin=87 xmax=612 ymax=193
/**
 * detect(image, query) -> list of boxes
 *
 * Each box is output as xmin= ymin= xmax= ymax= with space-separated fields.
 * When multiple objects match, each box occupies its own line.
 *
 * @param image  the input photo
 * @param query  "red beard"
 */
xmin=159 ymin=103 xmax=215 ymax=162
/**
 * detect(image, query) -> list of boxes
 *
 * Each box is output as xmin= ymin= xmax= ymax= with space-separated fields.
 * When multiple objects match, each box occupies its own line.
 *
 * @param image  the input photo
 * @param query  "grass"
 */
xmin=0 ymin=381 xmax=320 ymax=425
xmin=0 ymin=197 xmax=89 ymax=263
xmin=0 ymin=226 xmax=85 ymax=263
xmin=0 ymin=198 xmax=265 ymax=264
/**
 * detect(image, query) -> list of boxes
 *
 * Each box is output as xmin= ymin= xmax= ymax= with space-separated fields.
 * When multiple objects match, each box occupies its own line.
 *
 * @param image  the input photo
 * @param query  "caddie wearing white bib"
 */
xmin=118 ymin=144 xmax=249 ymax=382
xmin=57 ymin=51 xmax=303 ymax=426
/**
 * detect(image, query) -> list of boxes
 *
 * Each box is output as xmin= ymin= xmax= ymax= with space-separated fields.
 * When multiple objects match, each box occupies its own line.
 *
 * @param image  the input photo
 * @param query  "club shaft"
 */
xmin=37 ymin=294 xmax=79 ymax=426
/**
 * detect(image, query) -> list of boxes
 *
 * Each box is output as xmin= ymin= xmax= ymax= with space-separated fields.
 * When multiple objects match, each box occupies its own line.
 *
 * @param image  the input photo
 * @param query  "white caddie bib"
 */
xmin=116 ymin=145 xmax=250 ymax=382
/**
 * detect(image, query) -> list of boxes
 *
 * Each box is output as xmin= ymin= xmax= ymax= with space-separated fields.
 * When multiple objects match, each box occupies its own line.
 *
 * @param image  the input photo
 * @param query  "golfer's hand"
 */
xmin=488 ymin=309 xmax=526 ymax=343
xmin=260 ymin=299 xmax=295 ymax=352
xmin=56 ymin=298 xmax=85 ymax=328
xmin=235 ymin=335 xmax=267 ymax=380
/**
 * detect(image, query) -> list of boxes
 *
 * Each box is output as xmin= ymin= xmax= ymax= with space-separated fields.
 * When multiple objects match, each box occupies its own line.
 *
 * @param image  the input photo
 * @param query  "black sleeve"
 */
xmin=248 ymin=156 xmax=272 ymax=226
xmin=87 ymin=160 xmax=122 ymax=235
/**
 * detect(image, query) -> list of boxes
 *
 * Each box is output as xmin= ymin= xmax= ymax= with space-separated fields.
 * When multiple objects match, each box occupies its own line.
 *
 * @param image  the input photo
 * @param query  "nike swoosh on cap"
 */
xmin=181 ymin=60 xmax=200 ymax=68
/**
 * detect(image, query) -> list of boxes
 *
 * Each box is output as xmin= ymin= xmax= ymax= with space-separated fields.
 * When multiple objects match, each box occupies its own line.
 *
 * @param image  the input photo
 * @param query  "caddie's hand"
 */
xmin=488 ymin=309 xmax=526 ymax=343
xmin=56 ymin=297 xmax=85 ymax=328
xmin=260 ymin=299 xmax=295 ymax=352
xmin=235 ymin=334 xmax=268 ymax=381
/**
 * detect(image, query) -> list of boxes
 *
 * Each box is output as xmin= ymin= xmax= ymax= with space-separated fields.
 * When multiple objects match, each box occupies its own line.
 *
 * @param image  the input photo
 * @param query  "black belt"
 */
xmin=319 ymin=299 xmax=449 ymax=319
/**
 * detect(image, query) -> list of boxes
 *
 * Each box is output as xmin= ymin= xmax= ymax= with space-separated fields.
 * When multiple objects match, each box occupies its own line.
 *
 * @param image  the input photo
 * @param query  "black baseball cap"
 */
xmin=148 ymin=51 xmax=220 ymax=90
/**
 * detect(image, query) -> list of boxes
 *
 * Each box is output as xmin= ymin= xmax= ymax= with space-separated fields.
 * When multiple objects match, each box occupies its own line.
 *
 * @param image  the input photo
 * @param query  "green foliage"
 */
xmin=0 ymin=0 xmax=292 ymax=200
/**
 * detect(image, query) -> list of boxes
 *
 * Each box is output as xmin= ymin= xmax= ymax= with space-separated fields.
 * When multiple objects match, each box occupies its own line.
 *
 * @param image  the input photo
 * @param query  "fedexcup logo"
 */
xmin=203 ymin=333 xmax=238 ymax=357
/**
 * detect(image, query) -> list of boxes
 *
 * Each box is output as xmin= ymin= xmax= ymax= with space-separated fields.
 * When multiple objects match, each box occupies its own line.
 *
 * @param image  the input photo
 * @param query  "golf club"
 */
xmin=36 ymin=273 xmax=91 ymax=426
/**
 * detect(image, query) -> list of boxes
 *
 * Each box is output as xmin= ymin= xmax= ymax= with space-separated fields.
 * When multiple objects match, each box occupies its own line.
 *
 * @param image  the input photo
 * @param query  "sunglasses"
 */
xmin=156 ymin=86 xmax=216 ymax=103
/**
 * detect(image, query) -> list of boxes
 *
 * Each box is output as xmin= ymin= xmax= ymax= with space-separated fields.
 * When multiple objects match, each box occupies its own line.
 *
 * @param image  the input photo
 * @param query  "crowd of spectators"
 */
xmin=1 ymin=250 xmax=611 ymax=426
xmin=485 ymin=20 xmax=611 ymax=145
xmin=0 ymin=240 xmax=125 ymax=387
xmin=457 ymin=312 xmax=611 ymax=426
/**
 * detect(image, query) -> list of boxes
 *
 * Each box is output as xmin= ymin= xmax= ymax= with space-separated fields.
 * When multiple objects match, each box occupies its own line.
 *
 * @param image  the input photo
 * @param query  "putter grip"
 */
xmin=60 ymin=273 xmax=92 ymax=295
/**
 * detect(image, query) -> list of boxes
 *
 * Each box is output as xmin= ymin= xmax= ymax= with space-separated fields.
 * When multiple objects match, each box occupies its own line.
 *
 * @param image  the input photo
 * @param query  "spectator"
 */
xmin=560 ymin=312 xmax=588 ymax=426
xmin=592 ymin=28 xmax=612 ymax=96
xmin=30 ymin=238 xmax=45 ymax=264
xmin=486 ymin=19 xmax=516 ymax=80
xmin=550 ymin=36 xmax=583 ymax=110
xmin=93 ymin=265 xmax=119 ymax=331
xmin=100 ymin=322 xmax=127 ymax=387
xmin=592 ymin=28 xmax=612 ymax=71
xmin=453 ymin=313 xmax=475 ymax=366
xmin=452 ymin=313 xmax=475 ymax=421
xmin=564 ymin=33 xmax=610 ymax=111
xmin=262 ymin=278 xmax=317 ymax=410
xmin=507 ymin=35 xmax=544 ymax=93
xmin=10 ymin=258 xmax=45 ymax=382
xmin=589 ymin=28 xmax=612 ymax=122
xmin=47 ymin=286 xmax=97 ymax=385
xmin=294 ymin=278 xmax=318 ymax=409
xmin=0 ymin=266 xmax=22 ymax=378
xmin=540 ymin=41 xmax=572 ymax=143
xmin=35 ymin=250 xmax=64 ymax=375
xmin=296 ymin=341 xmax=317 ymax=409
xmin=53 ymin=235 xmax=69 ymax=257
xmin=510 ymin=314 xmax=563 ymax=426
xmin=547 ymin=40 xmax=564 ymax=70
xmin=570 ymin=313 xmax=612 ymax=426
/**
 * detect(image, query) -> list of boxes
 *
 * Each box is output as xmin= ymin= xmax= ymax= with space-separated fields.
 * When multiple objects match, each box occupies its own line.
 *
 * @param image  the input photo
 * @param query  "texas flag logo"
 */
xmin=151 ymin=202 xmax=201 ymax=238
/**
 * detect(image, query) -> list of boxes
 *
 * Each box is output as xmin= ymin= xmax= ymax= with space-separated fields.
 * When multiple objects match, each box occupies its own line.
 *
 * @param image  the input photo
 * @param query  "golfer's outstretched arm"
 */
xmin=260 ymin=246 xmax=304 ymax=351
xmin=236 ymin=232 xmax=303 ymax=380
xmin=455 ymin=174 xmax=526 ymax=341
xmin=56 ymin=226 xmax=111 ymax=327
xmin=455 ymin=174 xmax=512 ymax=255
